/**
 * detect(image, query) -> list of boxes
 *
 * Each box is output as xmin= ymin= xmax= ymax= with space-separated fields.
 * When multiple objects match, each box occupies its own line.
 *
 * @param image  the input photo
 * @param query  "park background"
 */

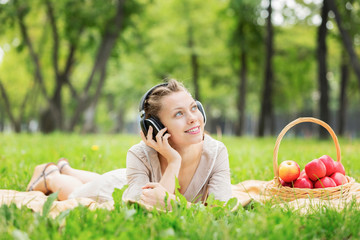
xmin=1 ymin=0 xmax=360 ymax=138
xmin=2 ymin=1 xmax=360 ymax=239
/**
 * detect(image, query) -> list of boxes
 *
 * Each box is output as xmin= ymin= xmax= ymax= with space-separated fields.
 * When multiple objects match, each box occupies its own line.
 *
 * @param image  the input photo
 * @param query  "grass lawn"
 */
xmin=1 ymin=133 xmax=360 ymax=239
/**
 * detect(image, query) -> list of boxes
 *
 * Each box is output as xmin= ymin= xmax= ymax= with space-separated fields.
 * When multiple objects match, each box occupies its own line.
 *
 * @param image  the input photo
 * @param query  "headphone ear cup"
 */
xmin=144 ymin=117 xmax=165 ymax=140
xmin=196 ymin=101 xmax=206 ymax=124
xmin=140 ymin=116 xmax=147 ymax=136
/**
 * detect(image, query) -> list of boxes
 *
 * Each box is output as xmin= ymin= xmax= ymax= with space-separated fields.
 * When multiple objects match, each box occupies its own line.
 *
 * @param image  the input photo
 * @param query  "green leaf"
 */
xmin=174 ymin=176 xmax=188 ymax=210
xmin=112 ymin=185 xmax=128 ymax=210
xmin=56 ymin=209 xmax=70 ymax=224
xmin=225 ymin=197 xmax=238 ymax=211
xmin=42 ymin=192 xmax=58 ymax=217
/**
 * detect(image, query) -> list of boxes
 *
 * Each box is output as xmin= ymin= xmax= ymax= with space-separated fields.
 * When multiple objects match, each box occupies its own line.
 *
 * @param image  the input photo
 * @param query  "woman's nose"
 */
xmin=187 ymin=111 xmax=197 ymax=124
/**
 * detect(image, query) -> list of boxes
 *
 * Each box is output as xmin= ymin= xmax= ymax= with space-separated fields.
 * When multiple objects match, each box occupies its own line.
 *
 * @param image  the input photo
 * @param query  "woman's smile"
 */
xmin=185 ymin=126 xmax=200 ymax=134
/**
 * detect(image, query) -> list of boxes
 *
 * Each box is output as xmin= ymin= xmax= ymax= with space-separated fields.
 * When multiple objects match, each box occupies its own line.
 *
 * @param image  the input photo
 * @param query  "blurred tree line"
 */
xmin=0 ymin=0 xmax=359 ymax=137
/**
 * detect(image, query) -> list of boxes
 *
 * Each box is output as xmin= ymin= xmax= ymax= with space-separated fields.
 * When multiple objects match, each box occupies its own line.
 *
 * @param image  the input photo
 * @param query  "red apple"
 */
xmin=279 ymin=160 xmax=300 ymax=182
xmin=280 ymin=178 xmax=293 ymax=187
xmin=299 ymin=170 xmax=313 ymax=181
xmin=330 ymin=172 xmax=348 ymax=186
xmin=299 ymin=169 xmax=307 ymax=178
xmin=305 ymin=159 xmax=326 ymax=181
xmin=314 ymin=176 xmax=337 ymax=188
xmin=333 ymin=161 xmax=346 ymax=175
xmin=294 ymin=177 xmax=313 ymax=189
xmin=319 ymin=155 xmax=336 ymax=176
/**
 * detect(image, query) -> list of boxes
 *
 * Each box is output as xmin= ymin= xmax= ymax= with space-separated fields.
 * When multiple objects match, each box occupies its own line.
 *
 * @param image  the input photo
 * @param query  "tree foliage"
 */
xmin=0 ymin=0 xmax=360 ymax=135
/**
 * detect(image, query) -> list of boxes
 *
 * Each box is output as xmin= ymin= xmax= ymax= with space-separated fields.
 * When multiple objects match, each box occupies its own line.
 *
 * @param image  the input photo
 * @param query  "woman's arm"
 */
xmin=122 ymin=150 xmax=151 ymax=202
xmin=140 ymin=126 xmax=181 ymax=194
xmin=124 ymin=127 xmax=182 ymax=205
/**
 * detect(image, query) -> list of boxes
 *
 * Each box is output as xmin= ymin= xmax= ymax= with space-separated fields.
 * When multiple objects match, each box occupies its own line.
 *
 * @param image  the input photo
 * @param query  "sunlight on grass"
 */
xmin=1 ymin=133 xmax=360 ymax=239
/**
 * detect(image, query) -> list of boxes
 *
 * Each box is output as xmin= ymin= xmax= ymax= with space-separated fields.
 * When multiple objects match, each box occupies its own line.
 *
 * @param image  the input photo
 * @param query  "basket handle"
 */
xmin=273 ymin=117 xmax=341 ymax=185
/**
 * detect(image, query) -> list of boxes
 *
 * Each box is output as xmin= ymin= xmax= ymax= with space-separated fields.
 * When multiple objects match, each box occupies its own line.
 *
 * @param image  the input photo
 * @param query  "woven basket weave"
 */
xmin=266 ymin=117 xmax=355 ymax=202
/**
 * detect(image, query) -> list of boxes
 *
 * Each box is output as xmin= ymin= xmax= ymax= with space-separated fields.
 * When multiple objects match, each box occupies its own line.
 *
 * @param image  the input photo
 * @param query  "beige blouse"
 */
xmin=122 ymin=134 xmax=232 ymax=203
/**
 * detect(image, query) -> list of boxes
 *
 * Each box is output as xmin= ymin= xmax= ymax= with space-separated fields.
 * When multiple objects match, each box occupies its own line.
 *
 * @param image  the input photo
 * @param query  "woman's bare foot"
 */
xmin=26 ymin=163 xmax=59 ymax=194
xmin=57 ymin=158 xmax=71 ymax=174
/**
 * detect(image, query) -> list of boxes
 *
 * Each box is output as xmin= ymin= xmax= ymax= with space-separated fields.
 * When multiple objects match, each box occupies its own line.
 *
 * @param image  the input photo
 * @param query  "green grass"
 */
xmin=1 ymin=133 xmax=360 ymax=239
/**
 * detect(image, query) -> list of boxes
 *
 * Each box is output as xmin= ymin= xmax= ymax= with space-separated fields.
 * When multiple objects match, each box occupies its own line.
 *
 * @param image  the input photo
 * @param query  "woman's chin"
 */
xmin=170 ymin=134 xmax=203 ymax=147
xmin=187 ymin=134 xmax=204 ymax=144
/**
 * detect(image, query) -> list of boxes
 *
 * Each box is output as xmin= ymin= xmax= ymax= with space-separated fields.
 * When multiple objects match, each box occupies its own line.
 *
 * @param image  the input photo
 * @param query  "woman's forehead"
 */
xmin=161 ymin=91 xmax=194 ymax=109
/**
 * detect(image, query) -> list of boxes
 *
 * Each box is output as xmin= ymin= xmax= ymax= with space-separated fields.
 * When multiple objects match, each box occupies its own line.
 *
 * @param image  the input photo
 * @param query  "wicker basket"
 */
xmin=266 ymin=117 xmax=355 ymax=202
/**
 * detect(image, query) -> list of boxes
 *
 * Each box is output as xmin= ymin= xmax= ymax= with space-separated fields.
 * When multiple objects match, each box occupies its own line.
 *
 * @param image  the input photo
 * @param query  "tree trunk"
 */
xmin=328 ymin=0 xmax=360 ymax=89
xmin=112 ymin=104 xmax=125 ymax=133
xmin=81 ymin=66 xmax=107 ymax=133
xmin=0 ymin=104 xmax=4 ymax=132
xmin=68 ymin=0 xmax=125 ymax=131
xmin=53 ymin=80 xmax=64 ymax=129
xmin=235 ymin=49 xmax=247 ymax=136
xmin=16 ymin=0 xmax=66 ymax=133
xmin=40 ymin=108 xmax=55 ymax=133
xmin=317 ymin=0 xmax=330 ymax=139
xmin=257 ymin=0 xmax=274 ymax=137
xmin=188 ymin=24 xmax=200 ymax=101
xmin=15 ymin=0 xmax=49 ymax=102
xmin=40 ymin=81 xmax=64 ymax=133
xmin=0 ymin=80 xmax=21 ymax=132
xmin=39 ymin=0 xmax=64 ymax=132
xmin=82 ymin=102 xmax=97 ymax=133
xmin=338 ymin=50 xmax=349 ymax=136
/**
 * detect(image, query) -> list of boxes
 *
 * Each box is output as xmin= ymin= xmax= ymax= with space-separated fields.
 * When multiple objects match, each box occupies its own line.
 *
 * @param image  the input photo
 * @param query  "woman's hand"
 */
xmin=141 ymin=126 xmax=181 ymax=194
xmin=139 ymin=182 xmax=175 ymax=209
xmin=140 ymin=126 xmax=181 ymax=164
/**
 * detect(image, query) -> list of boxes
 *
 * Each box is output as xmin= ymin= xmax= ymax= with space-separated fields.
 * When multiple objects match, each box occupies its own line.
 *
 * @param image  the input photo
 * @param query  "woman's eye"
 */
xmin=175 ymin=112 xmax=183 ymax=117
xmin=191 ymin=105 xmax=197 ymax=111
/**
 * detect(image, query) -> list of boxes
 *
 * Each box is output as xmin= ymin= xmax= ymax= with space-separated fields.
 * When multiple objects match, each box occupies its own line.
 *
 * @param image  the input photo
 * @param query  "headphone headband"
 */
xmin=139 ymin=83 xmax=168 ymax=117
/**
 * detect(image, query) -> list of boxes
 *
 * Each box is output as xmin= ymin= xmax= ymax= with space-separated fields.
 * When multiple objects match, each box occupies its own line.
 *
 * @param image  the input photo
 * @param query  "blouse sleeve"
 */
xmin=122 ymin=149 xmax=151 ymax=202
xmin=207 ymin=142 xmax=232 ymax=202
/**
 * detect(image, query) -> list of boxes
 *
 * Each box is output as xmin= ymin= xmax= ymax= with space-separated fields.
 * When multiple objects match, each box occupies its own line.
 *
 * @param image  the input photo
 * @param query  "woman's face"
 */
xmin=157 ymin=91 xmax=205 ymax=147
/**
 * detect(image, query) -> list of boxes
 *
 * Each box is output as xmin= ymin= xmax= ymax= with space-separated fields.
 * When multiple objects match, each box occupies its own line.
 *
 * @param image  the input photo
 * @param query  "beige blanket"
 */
xmin=0 ymin=190 xmax=114 ymax=218
xmin=2 ymin=180 xmax=360 ymax=217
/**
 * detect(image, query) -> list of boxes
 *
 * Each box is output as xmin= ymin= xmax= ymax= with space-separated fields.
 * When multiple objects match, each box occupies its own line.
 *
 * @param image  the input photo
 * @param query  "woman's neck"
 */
xmin=158 ymin=141 xmax=203 ymax=172
xmin=176 ymin=141 xmax=203 ymax=166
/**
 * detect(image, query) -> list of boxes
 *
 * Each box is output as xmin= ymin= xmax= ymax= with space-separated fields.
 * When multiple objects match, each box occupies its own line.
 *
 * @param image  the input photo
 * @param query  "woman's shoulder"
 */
xmin=128 ymin=141 xmax=146 ymax=159
xmin=203 ymin=134 xmax=226 ymax=151
xmin=127 ymin=141 xmax=157 ymax=161
xmin=202 ymin=134 xmax=227 ymax=163
xmin=128 ymin=140 xmax=146 ymax=152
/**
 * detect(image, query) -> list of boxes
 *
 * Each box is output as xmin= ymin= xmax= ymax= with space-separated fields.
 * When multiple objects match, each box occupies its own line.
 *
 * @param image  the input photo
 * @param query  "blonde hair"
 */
xmin=144 ymin=79 xmax=189 ymax=119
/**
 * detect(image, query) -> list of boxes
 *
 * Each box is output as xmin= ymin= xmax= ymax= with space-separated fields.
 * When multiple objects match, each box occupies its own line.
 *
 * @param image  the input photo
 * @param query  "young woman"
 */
xmin=26 ymin=79 xmax=232 ymax=207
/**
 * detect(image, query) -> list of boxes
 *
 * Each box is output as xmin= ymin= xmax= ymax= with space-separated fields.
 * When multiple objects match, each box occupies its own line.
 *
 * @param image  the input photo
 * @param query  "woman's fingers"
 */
xmin=141 ymin=126 xmax=180 ymax=163
xmin=140 ymin=193 xmax=148 ymax=202
xmin=142 ymin=182 xmax=160 ymax=189
xmin=147 ymin=126 xmax=154 ymax=141
xmin=140 ymin=130 xmax=147 ymax=142
xmin=158 ymin=127 xmax=167 ymax=136
xmin=143 ymin=126 xmax=169 ymax=145
xmin=141 ymin=126 xmax=157 ymax=148
xmin=155 ymin=127 xmax=167 ymax=142
xmin=161 ymin=133 xmax=171 ymax=144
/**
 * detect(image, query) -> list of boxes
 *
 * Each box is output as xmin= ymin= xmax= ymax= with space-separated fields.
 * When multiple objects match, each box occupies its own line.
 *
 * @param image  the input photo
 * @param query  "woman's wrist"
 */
xmin=167 ymin=159 xmax=181 ymax=168
xmin=161 ymin=153 xmax=181 ymax=164
xmin=159 ymin=161 xmax=181 ymax=193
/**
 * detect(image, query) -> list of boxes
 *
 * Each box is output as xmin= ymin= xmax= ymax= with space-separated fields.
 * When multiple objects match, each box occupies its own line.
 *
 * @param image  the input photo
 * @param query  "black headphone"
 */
xmin=139 ymin=83 xmax=206 ymax=140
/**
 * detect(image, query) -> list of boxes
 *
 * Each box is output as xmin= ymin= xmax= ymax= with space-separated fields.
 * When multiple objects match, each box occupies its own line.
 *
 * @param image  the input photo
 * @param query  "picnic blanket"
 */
xmin=0 ymin=189 xmax=114 ymax=218
xmin=2 ymin=180 xmax=360 ymax=217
